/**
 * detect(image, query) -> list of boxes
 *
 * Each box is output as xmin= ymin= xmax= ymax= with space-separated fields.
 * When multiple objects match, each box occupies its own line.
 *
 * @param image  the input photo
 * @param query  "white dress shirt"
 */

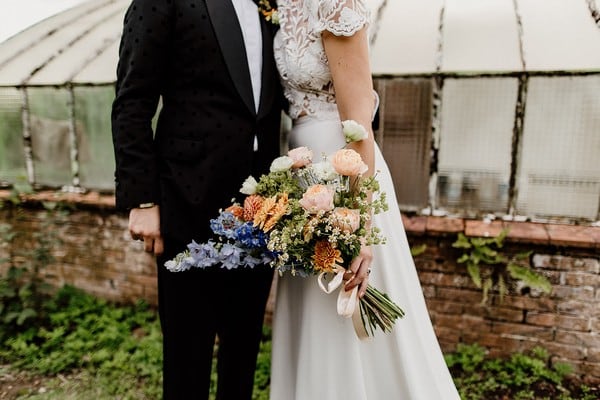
xmin=231 ymin=0 xmax=263 ymax=113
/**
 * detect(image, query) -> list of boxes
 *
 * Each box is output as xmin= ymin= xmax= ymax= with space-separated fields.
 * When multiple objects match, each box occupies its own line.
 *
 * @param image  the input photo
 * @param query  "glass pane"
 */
xmin=27 ymin=87 xmax=72 ymax=187
xmin=74 ymin=86 xmax=116 ymax=191
xmin=516 ymin=76 xmax=600 ymax=221
xmin=0 ymin=88 xmax=26 ymax=185
xmin=377 ymin=78 xmax=432 ymax=210
xmin=436 ymin=78 xmax=518 ymax=215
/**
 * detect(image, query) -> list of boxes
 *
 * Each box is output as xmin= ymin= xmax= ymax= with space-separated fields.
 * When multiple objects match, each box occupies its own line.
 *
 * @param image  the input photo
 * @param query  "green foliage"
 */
xmin=0 ymin=203 xmax=62 ymax=342
xmin=410 ymin=243 xmax=427 ymax=257
xmin=0 ymin=285 xmax=163 ymax=399
xmin=452 ymin=229 xmax=551 ymax=304
xmin=446 ymin=343 xmax=597 ymax=400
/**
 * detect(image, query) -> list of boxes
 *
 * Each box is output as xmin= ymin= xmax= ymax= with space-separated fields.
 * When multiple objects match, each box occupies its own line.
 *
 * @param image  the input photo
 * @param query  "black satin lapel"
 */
xmin=257 ymin=15 xmax=277 ymax=120
xmin=205 ymin=0 xmax=256 ymax=115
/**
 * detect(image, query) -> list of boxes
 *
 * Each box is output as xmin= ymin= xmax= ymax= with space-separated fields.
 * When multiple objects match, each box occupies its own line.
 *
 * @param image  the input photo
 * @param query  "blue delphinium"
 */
xmin=219 ymin=243 xmax=244 ymax=270
xmin=235 ymin=222 xmax=268 ymax=248
xmin=187 ymin=240 xmax=220 ymax=268
xmin=210 ymin=211 xmax=242 ymax=239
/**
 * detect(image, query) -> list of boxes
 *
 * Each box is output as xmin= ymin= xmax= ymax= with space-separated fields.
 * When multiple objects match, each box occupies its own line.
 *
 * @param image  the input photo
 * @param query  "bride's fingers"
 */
xmin=345 ymin=260 xmax=370 ymax=291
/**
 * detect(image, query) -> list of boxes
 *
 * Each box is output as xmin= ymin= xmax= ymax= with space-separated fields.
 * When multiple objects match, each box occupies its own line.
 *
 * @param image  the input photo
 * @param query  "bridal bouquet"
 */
xmin=165 ymin=122 xmax=404 ymax=337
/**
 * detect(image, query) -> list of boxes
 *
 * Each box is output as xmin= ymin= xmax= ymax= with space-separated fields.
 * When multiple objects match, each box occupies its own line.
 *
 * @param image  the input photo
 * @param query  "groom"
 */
xmin=111 ymin=0 xmax=281 ymax=398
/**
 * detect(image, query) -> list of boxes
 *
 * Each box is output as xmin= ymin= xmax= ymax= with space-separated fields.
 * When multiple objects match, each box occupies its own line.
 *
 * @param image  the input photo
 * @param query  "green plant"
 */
xmin=410 ymin=243 xmax=427 ymax=257
xmin=1 ymin=285 xmax=163 ymax=399
xmin=446 ymin=344 xmax=596 ymax=400
xmin=452 ymin=229 xmax=551 ymax=303
xmin=0 ymin=201 xmax=66 ymax=342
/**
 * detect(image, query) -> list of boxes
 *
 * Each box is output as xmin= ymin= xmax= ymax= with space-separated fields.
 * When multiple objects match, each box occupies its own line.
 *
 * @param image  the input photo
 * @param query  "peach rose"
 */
xmin=331 ymin=207 xmax=361 ymax=233
xmin=330 ymin=149 xmax=368 ymax=176
xmin=287 ymin=146 xmax=313 ymax=168
xmin=298 ymin=184 xmax=334 ymax=214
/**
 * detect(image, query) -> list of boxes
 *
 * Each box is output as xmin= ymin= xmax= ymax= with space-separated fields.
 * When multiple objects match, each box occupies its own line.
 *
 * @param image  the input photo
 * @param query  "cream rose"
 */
xmin=270 ymin=155 xmax=294 ymax=172
xmin=331 ymin=207 xmax=361 ymax=233
xmin=342 ymin=120 xmax=369 ymax=143
xmin=298 ymin=184 xmax=334 ymax=214
xmin=239 ymin=176 xmax=258 ymax=195
xmin=287 ymin=146 xmax=313 ymax=168
xmin=331 ymin=149 xmax=368 ymax=176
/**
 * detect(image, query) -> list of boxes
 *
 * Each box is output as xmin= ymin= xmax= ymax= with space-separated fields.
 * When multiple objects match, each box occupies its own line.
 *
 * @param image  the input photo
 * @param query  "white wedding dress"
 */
xmin=270 ymin=0 xmax=461 ymax=399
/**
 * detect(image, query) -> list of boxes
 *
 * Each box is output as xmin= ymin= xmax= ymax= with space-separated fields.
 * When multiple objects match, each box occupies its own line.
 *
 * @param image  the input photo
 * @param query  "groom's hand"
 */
xmin=129 ymin=206 xmax=164 ymax=256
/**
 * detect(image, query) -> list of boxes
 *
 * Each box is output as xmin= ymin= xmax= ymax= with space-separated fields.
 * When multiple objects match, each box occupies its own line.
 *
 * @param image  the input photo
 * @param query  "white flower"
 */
xmin=240 ymin=175 xmax=258 ymax=195
xmin=311 ymin=160 xmax=338 ymax=181
xmin=271 ymin=10 xmax=279 ymax=25
xmin=342 ymin=120 xmax=368 ymax=143
xmin=270 ymin=155 xmax=294 ymax=172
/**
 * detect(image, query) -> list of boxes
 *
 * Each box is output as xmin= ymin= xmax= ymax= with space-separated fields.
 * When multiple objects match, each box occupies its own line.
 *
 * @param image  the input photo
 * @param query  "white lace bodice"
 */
xmin=274 ymin=0 xmax=370 ymax=120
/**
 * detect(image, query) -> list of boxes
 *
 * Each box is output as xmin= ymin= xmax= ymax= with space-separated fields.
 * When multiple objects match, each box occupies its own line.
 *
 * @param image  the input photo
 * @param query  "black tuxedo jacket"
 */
xmin=112 ymin=0 xmax=282 ymax=246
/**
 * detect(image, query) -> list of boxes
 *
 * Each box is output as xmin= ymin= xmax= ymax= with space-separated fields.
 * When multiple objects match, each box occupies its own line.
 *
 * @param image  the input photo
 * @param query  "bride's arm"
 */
xmin=322 ymin=27 xmax=377 ymax=297
xmin=322 ymin=27 xmax=376 ymax=176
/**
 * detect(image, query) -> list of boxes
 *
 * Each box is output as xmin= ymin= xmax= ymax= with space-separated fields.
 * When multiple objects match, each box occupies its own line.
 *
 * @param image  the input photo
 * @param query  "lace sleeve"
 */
xmin=316 ymin=0 xmax=370 ymax=37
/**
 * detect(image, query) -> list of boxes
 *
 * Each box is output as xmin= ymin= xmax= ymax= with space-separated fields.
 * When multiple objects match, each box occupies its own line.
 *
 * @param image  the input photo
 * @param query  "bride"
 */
xmin=270 ymin=0 xmax=461 ymax=398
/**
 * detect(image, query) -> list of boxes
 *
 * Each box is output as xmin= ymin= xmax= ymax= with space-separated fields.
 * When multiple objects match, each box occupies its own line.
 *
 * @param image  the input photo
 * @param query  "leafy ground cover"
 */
xmin=0 ymin=286 xmax=598 ymax=400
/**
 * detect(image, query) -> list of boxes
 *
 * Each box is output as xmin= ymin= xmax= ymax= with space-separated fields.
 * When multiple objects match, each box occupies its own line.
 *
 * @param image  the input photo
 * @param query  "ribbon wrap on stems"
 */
xmin=317 ymin=268 xmax=370 ymax=340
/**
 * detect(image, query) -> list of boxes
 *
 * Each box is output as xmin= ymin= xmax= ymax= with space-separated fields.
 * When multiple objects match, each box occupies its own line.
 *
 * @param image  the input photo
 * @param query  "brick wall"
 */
xmin=1 ymin=193 xmax=599 ymax=382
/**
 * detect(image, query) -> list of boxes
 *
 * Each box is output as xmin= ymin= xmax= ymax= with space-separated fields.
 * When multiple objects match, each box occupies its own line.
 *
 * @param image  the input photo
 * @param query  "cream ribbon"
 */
xmin=317 ymin=268 xmax=370 ymax=340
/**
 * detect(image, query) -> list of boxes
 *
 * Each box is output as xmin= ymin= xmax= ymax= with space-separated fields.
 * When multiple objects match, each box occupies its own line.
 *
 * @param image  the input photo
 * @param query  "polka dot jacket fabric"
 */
xmin=111 ymin=0 xmax=282 ymax=245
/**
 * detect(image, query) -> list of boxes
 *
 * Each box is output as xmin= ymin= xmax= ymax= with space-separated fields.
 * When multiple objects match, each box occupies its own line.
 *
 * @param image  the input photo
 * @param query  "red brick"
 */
xmin=546 ymin=224 xmax=596 ymax=248
xmin=571 ymin=257 xmax=600 ymax=273
xmin=554 ymin=315 xmax=591 ymax=332
xmin=464 ymin=220 xmax=505 ymax=238
xmin=492 ymin=321 xmax=555 ymax=341
xmin=526 ymin=312 xmax=557 ymax=327
xmin=436 ymin=287 xmax=483 ymax=303
xmin=501 ymin=294 xmax=556 ymax=312
xmin=426 ymin=299 xmax=464 ymax=315
xmin=425 ymin=216 xmax=464 ymax=235
xmin=555 ymin=330 xmax=600 ymax=348
xmin=563 ymin=271 xmax=600 ymax=287
xmin=504 ymin=222 xmax=550 ymax=245
xmin=552 ymin=285 xmax=595 ymax=301
xmin=478 ymin=333 xmax=526 ymax=353
xmin=557 ymin=299 xmax=595 ymax=316
xmin=484 ymin=306 xmax=525 ymax=323
xmin=544 ymin=342 xmax=587 ymax=361
xmin=434 ymin=313 xmax=466 ymax=330
xmin=401 ymin=215 xmax=426 ymax=235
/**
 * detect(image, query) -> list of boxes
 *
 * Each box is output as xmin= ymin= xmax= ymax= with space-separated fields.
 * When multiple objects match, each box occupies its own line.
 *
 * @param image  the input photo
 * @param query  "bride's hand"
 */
xmin=344 ymin=245 xmax=372 ymax=298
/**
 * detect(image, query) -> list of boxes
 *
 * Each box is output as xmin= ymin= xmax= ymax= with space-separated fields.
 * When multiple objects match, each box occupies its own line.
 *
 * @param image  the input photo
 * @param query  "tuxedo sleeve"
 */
xmin=111 ymin=0 xmax=171 ymax=210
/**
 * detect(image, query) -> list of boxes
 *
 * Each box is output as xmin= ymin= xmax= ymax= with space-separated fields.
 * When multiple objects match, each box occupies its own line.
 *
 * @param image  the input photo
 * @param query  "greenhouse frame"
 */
xmin=0 ymin=0 xmax=599 ymax=222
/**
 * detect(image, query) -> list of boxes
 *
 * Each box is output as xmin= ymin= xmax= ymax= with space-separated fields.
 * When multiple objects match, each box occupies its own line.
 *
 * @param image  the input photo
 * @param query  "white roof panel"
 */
xmin=441 ymin=0 xmax=522 ymax=73
xmin=370 ymin=0 xmax=442 ymax=75
xmin=517 ymin=0 xmax=600 ymax=71
xmin=0 ymin=0 xmax=128 ymax=86
xmin=0 ymin=0 xmax=598 ymax=85
xmin=72 ymin=39 xmax=120 ymax=84
xmin=28 ymin=10 xmax=123 ymax=85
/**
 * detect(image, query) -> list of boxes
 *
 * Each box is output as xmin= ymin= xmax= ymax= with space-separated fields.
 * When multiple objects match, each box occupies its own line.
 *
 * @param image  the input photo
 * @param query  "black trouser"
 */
xmin=157 ymin=241 xmax=273 ymax=400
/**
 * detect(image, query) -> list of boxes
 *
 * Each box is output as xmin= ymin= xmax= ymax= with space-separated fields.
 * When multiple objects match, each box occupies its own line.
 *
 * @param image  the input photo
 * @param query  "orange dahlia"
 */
xmin=254 ymin=193 xmax=289 ymax=232
xmin=253 ymin=196 xmax=276 ymax=229
xmin=312 ymin=240 xmax=343 ymax=273
xmin=225 ymin=204 xmax=244 ymax=219
xmin=243 ymin=194 xmax=264 ymax=222
xmin=263 ymin=193 xmax=289 ymax=232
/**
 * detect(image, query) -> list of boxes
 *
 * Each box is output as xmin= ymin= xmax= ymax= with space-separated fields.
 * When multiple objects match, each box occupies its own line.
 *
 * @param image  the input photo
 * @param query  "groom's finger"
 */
xmin=144 ymin=237 xmax=154 ymax=253
xmin=154 ymin=237 xmax=164 ymax=256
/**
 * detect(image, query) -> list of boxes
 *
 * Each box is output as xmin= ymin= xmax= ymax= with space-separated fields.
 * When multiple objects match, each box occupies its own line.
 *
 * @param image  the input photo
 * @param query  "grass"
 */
xmin=1 ymin=286 xmax=598 ymax=400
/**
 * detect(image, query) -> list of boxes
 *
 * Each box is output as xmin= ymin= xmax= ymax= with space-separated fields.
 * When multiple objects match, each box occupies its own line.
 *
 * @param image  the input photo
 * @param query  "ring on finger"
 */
xmin=367 ymin=268 xmax=372 ymax=274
